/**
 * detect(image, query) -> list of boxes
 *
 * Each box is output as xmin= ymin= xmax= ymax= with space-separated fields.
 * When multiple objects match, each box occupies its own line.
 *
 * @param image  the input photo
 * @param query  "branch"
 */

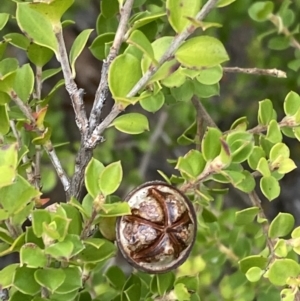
xmin=89 ymin=0 xmax=135 ymax=132
xmin=223 ymin=67 xmax=287 ymax=78
xmin=55 ymin=30 xmax=89 ymax=138
xmin=11 ymin=93 xmax=71 ymax=195
xmin=87 ymin=0 xmax=220 ymax=148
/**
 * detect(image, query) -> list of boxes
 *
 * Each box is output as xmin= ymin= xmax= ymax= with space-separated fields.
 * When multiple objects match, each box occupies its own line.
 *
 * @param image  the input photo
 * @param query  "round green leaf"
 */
xmin=258 ymin=99 xmax=273 ymax=125
xmin=111 ymin=113 xmax=149 ymax=134
xmin=55 ymin=267 xmax=82 ymax=294
xmin=27 ymin=43 xmax=54 ymax=67
xmin=140 ymin=91 xmax=165 ymax=112
xmin=0 ymin=13 xmax=9 ymax=31
xmin=260 ymin=175 xmax=280 ymax=201
xmin=239 ymin=255 xmax=268 ymax=273
xmin=4 ymin=33 xmax=30 ymax=50
xmin=193 ymin=81 xmax=220 ymax=98
xmin=35 ymin=268 xmax=66 ymax=293
xmin=89 ymin=32 xmax=115 ymax=60
xmin=269 ymin=143 xmax=290 ymax=162
xmin=0 ymin=263 xmax=19 ymax=289
xmin=20 ymin=243 xmax=47 ymax=268
xmin=268 ymin=259 xmax=300 ymax=286
xmin=248 ymin=146 xmax=265 ymax=170
xmin=166 ymin=0 xmax=201 ymax=33
xmin=196 ymin=65 xmax=223 ymax=85
xmin=235 ymin=207 xmax=259 ymax=226
xmin=248 ymin=1 xmax=274 ymax=22
xmin=13 ymin=266 xmax=40 ymax=295
xmin=99 ymin=161 xmax=122 ymax=196
xmin=175 ymin=36 xmax=229 ymax=68
xmin=284 ymin=91 xmax=300 ymax=116
xmin=245 ymin=267 xmax=263 ymax=282
xmin=201 ymin=127 xmax=222 ymax=161
xmin=85 ymin=158 xmax=105 ymax=198
xmin=108 ymin=53 xmax=142 ymax=101
xmin=269 ymin=212 xmax=295 ymax=238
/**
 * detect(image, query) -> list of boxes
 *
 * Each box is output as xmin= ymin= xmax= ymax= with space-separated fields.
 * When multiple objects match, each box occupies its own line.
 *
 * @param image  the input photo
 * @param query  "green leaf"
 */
xmin=42 ymin=67 xmax=61 ymax=82
xmin=0 ymin=105 xmax=9 ymax=135
xmin=248 ymin=1 xmax=274 ymax=22
xmin=127 ymin=30 xmax=156 ymax=63
xmin=32 ymin=210 xmax=52 ymax=238
xmin=140 ymin=90 xmax=165 ymax=112
xmin=123 ymin=274 xmax=142 ymax=301
xmin=55 ymin=267 xmax=82 ymax=294
xmin=235 ymin=207 xmax=259 ymax=226
xmin=4 ymin=33 xmax=30 ymax=50
xmin=99 ymin=161 xmax=123 ymax=196
xmin=269 ymin=212 xmax=294 ymax=238
xmin=13 ymin=266 xmax=40 ymax=295
xmin=170 ymin=80 xmax=194 ymax=102
xmin=0 ymin=264 xmax=19 ymax=289
xmin=20 ymin=243 xmax=47 ymax=268
xmin=0 ymin=13 xmax=9 ymax=30
xmin=166 ymin=0 xmax=201 ymax=33
xmin=239 ymin=255 xmax=268 ymax=273
xmin=97 ymin=202 xmax=131 ymax=217
xmin=174 ymin=283 xmax=190 ymax=301
xmin=274 ymin=239 xmax=288 ymax=257
xmin=245 ymin=267 xmax=263 ymax=282
xmin=13 ymin=64 xmax=34 ymax=102
xmin=111 ymin=113 xmax=149 ymax=134
xmin=60 ymin=203 xmax=83 ymax=235
xmin=248 ymin=146 xmax=265 ymax=170
xmin=155 ymin=272 xmax=175 ymax=296
xmin=0 ymin=175 xmax=40 ymax=214
xmin=16 ymin=3 xmax=58 ymax=54
xmin=108 ymin=53 xmax=142 ymax=104
xmin=175 ymin=36 xmax=229 ymax=68
xmin=217 ymin=0 xmax=237 ymax=7
xmin=268 ymin=36 xmax=290 ymax=50
xmin=284 ymin=91 xmax=300 ymax=116
xmin=234 ymin=170 xmax=255 ymax=193
xmin=85 ymin=158 xmax=104 ymax=198
xmin=175 ymin=150 xmax=206 ymax=179
xmin=196 ymin=65 xmax=223 ymax=85
xmin=258 ymin=99 xmax=273 ymax=125
xmin=69 ymin=29 xmax=93 ymax=77
xmin=277 ymin=158 xmax=297 ymax=174
xmin=45 ymin=240 xmax=74 ymax=259
xmin=105 ymin=266 xmax=126 ymax=291
xmin=27 ymin=43 xmax=54 ymax=67
xmin=201 ymin=127 xmax=222 ymax=161
xmin=193 ymin=81 xmax=220 ymax=99
xmin=0 ymin=58 xmax=19 ymax=80
xmin=269 ymin=142 xmax=290 ymax=162
xmin=260 ymin=175 xmax=280 ymax=201
xmin=89 ymin=32 xmax=115 ymax=60
xmin=161 ymin=67 xmax=186 ymax=88
xmin=266 ymin=120 xmax=282 ymax=143
xmin=35 ymin=268 xmax=66 ymax=293
xmin=268 ymin=259 xmax=300 ymax=286
xmin=256 ymin=157 xmax=270 ymax=177
xmin=101 ymin=0 xmax=119 ymax=18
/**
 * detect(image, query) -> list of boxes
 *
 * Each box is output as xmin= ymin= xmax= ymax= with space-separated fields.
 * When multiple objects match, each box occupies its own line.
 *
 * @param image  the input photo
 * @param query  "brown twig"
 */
xmin=55 ymin=30 xmax=89 ymax=138
xmin=224 ymin=67 xmax=287 ymax=78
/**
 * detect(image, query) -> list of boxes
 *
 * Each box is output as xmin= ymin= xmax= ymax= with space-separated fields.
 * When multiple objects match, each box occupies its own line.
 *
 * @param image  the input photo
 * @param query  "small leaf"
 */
xmin=13 ymin=266 xmax=40 ymax=296
xmin=0 ymin=105 xmax=9 ymax=135
xmin=4 ymin=33 xmax=30 ymax=50
xmin=246 ymin=267 xmax=263 ymax=282
xmin=269 ymin=212 xmax=295 ymax=238
xmin=99 ymin=161 xmax=122 ymax=196
xmin=69 ymin=29 xmax=93 ymax=77
xmin=260 ymin=175 xmax=280 ymax=201
xmin=258 ymin=99 xmax=273 ymax=125
xmin=248 ymin=1 xmax=274 ymax=22
xmin=27 ymin=43 xmax=54 ymax=67
xmin=193 ymin=81 xmax=220 ymax=98
xmin=268 ymin=259 xmax=300 ymax=286
xmin=284 ymin=91 xmax=300 ymax=116
xmin=55 ymin=267 xmax=82 ymax=294
xmin=97 ymin=202 xmax=131 ymax=217
xmin=174 ymin=283 xmax=190 ymax=301
xmin=201 ymin=127 xmax=222 ymax=161
xmin=13 ymin=64 xmax=34 ymax=102
xmin=266 ymin=120 xmax=282 ymax=143
xmin=277 ymin=158 xmax=297 ymax=174
xmin=0 ymin=13 xmax=9 ymax=31
xmin=111 ymin=113 xmax=149 ymax=134
xmin=34 ymin=268 xmax=66 ymax=293
xmin=248 ymin=146 xmax=265 ymax=170
xmin=239 ymin=255 xmax=268 ymax=273
xmin=196 ymin=65 xmax=223 ymax=85
xmin=108 ymin=53 xmax=142 ymax=102
xmin=166 ymin=0 xmax=201 ymax=33
xmin=89 ymin=32 xmax=115 ymax=61
xmin=85 ymin=158 xmax=105 ymax=198
xmin=175 ymin=36 xmax=229 ymax=68
xmin=235 ymin=207 xmax=259 ymax=226
xmin=256 ymin=157 xmax=270 ymax=177
xmin=269 ymin=143 xmax=290 ymax=162
xmin=16 ymin=3 xmax=58 ymax=54
xmin=42 ymin=67 xmax=61 ymax=82
xmin=20 ymin=243 xmax=47 ymax=268
xmin=140 ymin=90 xmax=165 ymax=112
xmin=0 ymin=264 xmax=19 ymax=289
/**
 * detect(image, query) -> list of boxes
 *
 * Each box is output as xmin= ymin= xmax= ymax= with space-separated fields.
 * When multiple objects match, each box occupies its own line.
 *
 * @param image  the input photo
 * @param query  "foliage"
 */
xmin=0 ymin=0 xmax=300 ymax=301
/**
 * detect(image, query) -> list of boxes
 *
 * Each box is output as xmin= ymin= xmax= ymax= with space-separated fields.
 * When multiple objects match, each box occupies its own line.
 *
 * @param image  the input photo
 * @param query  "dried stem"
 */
xmin=89 ymin=0 xmax=135 ymax=132
xmin=55 ymin=30 xmax=89 ymax=138
xmin=87 ymin=0 xmax=220 ymax=148
xmin=223 ymin=67 xmax=287 ymax=78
